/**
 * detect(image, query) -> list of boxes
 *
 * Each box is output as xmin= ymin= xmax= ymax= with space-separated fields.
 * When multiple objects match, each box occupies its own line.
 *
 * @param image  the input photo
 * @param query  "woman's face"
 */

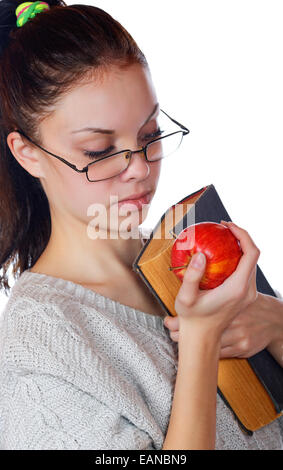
xmin=37 ymin=63 xmax=162 ymax=237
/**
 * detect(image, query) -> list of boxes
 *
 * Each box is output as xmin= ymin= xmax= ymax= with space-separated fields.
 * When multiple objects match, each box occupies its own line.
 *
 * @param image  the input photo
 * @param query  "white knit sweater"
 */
xmin=0 ymin=268 xmax=282 ymax=450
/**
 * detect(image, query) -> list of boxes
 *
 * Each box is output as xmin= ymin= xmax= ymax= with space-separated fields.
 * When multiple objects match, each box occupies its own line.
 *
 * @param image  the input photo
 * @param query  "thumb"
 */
xmin=184 ymin=252 xmax=206 ymax=280
xmin=178 ymin=252 xmax=206 ymax=304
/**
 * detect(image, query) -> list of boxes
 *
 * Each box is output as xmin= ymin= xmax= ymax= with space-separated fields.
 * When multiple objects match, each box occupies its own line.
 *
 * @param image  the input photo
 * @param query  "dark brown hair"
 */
xmin=0 ymin=0 xmax=148 ymax=295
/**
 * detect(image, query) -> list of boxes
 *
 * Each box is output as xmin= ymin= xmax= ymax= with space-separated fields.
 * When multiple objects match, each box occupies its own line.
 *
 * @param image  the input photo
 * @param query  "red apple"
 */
xmin=170 ymin=222 xmax=243 ymax=289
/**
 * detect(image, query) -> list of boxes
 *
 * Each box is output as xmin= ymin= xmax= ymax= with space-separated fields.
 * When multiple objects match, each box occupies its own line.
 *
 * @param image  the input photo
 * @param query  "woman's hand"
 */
xmin=164 ymin=223 xmax=283 ymax=364
xmin=164 ymin=292 xmax=278 ymax=353
xmin=173 ymin=221 xmax=260 ymax=337
xmin=164 ymin=291 xmax=283 ymax=366
xmin=219 ymin=292 xmax=283 ymax=358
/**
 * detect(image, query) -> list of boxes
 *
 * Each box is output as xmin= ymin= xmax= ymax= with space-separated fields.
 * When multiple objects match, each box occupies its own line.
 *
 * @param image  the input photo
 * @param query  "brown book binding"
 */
xmin=132 ymin=184 xmax=283 ymax=434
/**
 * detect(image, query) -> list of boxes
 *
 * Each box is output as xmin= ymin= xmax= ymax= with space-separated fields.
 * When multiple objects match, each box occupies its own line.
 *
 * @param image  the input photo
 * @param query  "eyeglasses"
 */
xmin=14 ymin=109 xmax=190 ymax=182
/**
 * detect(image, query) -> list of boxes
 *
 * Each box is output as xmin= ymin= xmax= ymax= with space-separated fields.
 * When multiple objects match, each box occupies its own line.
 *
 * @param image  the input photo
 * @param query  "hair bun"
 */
xmin=0 ymin=0 xmax=66 ymax=56
xmin=16 ymin=2 xmax=50 ymax=28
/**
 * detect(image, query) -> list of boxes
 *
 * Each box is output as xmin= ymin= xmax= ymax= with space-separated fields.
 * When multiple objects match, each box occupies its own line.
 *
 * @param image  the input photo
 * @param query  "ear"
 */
xmin=7 ymin=131 xmax=46 ymax=178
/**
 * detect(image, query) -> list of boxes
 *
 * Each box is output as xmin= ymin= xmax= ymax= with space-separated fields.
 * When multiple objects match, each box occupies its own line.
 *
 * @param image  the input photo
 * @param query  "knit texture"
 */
xmin=0 ymin=258 xmax=282 ymax=449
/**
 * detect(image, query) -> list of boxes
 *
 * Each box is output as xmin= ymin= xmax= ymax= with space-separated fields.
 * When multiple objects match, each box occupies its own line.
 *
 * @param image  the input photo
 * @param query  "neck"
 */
xmin=31 ymin=216 xmax=146 ymax=286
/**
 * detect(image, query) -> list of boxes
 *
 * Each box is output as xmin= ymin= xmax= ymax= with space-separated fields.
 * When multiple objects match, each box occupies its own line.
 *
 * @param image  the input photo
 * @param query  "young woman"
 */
xmin=0 ymin=0 xmax=282 ymax=450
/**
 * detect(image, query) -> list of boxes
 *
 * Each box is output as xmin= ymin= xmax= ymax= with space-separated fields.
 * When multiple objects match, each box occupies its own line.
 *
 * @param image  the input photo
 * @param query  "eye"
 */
xmin=83 ymin=128 xmax=165 ymax=160
xmin=141 ymin=128 xmax=165 ymax=142
xmin=83 ymin=145 xmax=115 ymax=160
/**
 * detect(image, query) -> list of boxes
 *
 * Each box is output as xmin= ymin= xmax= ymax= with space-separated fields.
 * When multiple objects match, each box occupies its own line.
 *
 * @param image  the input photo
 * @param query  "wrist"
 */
xmin=177 ymin=318 xmax=222 ymax=368
xmin=178 ymin=316 xmax=223 ymax=345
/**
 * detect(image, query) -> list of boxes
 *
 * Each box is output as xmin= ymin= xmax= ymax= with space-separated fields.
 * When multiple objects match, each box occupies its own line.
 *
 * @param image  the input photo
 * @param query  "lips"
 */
xmin=119 ymin=190 xmax=151 ymax=202
xmin=117 ymin=191 xmax=153 ymax=210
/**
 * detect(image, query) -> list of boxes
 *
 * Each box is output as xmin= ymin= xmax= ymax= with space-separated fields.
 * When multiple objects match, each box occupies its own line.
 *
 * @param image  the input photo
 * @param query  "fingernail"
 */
xmin=164 ymin=320 xmax=170 ymax=329
xmin=191 ymin=252 xmax=206 ymax=269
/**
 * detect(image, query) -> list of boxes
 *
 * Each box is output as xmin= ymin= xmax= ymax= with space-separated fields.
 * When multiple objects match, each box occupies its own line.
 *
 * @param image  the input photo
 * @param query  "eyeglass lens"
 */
xmin=87 ymin=131 xmax=184 ymax=182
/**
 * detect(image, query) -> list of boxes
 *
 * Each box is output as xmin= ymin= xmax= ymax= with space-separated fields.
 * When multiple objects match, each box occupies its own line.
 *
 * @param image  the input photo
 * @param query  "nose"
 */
xmin=124 ymin=147 xmax=150 ymax=179
xmin=131 ymin=147 xmax=147 ymax=158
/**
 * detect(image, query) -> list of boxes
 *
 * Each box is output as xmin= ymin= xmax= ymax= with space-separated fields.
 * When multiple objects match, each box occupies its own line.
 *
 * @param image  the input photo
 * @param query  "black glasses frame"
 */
xmin=14 ymin=109 xmax=190 ymax=182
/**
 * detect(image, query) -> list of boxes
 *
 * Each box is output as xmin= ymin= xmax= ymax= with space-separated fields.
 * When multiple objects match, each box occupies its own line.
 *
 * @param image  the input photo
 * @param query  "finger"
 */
xmin=175 ymin=252 xmax=207 ymax=310
xmin=217 ymin=222 xmax=260 ymax=291
xmin=220 ymin=327 xmax=241 ymax=348
xmin=164 ymin=315 xmax=179 ymax=331
xmin=239 ymin=265 xmax=259 ymax=309
xmin=220 ymin=343 xmax=256 ymax=359
xmin=169 ymin=331 xmax=179 ymax=342
xmin=247 ymin=266 xmax=259 ymax=298
xmin=220 ymin=346 xmax=239 ymax=358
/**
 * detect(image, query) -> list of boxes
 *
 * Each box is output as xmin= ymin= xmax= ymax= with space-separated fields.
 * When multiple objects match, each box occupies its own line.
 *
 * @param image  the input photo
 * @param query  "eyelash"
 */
xmin=83 ymin=128 xmax=165 ymax=160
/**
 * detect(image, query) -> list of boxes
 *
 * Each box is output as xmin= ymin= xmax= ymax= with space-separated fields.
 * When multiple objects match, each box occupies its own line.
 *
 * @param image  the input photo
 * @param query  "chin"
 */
xmin=118 ymin=211 xmax=148 ymax=235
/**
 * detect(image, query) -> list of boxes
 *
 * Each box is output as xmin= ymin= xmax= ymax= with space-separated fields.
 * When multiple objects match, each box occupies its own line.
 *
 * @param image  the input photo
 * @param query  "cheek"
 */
xmin=56 ymin=171 xmax=110 ymax=222
xmin=149 ymin=160 xmax=162 ymax=181
xmin=80 ymin=182 xmax=111 ymax=225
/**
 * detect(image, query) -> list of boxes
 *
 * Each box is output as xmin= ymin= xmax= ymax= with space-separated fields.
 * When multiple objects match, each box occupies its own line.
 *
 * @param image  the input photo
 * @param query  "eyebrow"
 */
xmin=70 ymin=102 xmax=160 ymax=135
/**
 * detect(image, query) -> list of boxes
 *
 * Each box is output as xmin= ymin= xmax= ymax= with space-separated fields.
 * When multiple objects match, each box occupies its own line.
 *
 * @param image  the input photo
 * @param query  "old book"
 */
xmin=132 ymin=183 xmax=283 ymax=434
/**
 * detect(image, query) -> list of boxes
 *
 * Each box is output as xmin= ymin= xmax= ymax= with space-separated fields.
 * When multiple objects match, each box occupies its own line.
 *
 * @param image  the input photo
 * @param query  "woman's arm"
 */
xmin=163 ymin=222 xmax=260 ymax=450
xmin=162 ymin=322 xmax=221 ymax=450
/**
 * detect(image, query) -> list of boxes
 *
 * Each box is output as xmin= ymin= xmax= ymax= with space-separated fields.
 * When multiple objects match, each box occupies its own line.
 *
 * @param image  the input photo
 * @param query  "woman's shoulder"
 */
xmin=0 ymin=271 xmax=92 ymax=374
xmin=1 ymin=268 xmax=101 ymax=322
xmin=1 ymin=270 xmax=67 ymax=325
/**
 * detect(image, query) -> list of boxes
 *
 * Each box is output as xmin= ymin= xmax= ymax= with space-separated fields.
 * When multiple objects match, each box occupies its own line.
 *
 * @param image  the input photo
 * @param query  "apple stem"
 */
xmin=169 ymin=264 xmax=189 ymax=271
xmin=170 ymin=230 xmax=178 ymax=239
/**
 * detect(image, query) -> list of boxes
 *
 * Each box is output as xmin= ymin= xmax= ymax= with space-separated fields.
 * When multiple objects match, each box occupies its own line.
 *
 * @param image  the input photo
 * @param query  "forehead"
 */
xmin=47 ymin=64 xmax=158 ymax=135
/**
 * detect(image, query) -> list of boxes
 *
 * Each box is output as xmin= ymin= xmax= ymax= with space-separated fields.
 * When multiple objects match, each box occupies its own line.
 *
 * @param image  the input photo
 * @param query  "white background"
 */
xmin=1 ymin=0 xmax=282 ymax=313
